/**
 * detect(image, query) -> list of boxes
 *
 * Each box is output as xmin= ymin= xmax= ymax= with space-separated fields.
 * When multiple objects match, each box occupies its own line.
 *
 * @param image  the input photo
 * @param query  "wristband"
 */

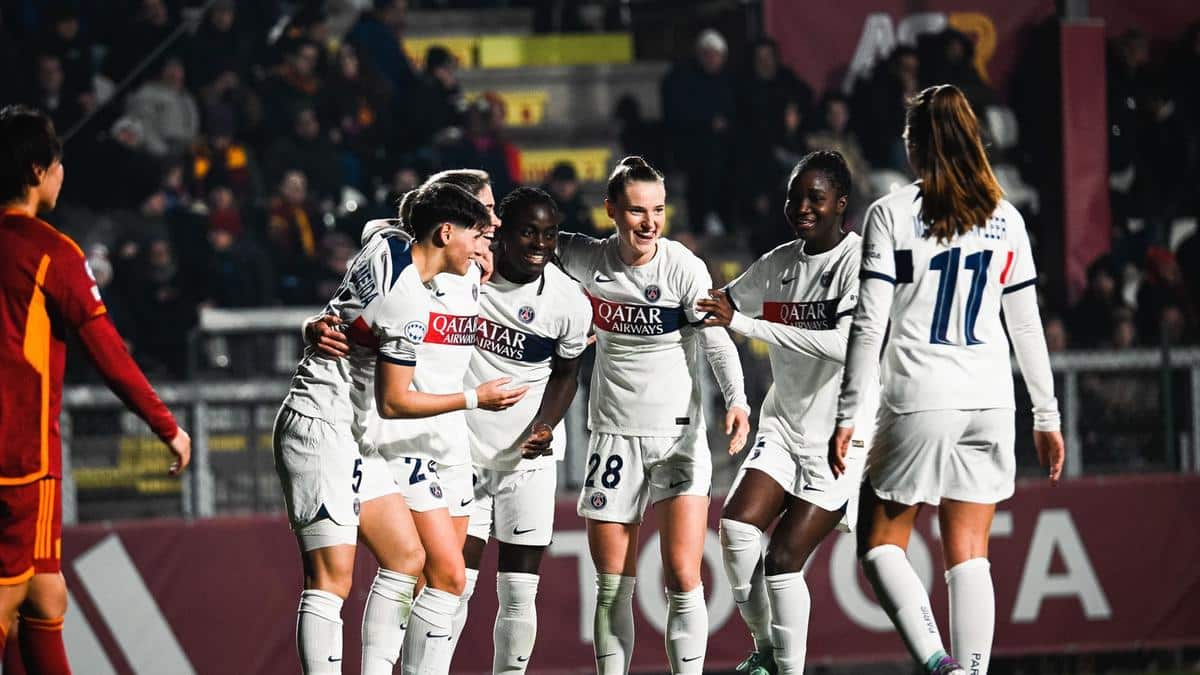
xmin=463 ymin=388 xmax=479 ymax=410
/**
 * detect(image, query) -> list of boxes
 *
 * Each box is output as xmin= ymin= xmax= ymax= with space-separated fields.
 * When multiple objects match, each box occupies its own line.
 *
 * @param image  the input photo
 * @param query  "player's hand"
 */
xmin=519 ymin=422 xmax=554 ymax=459
xmin=476 ymin=377 xmax=529 ymax=411
xmin=167 ymin=428 xmax=191 ymax=476
xmin=828 ymin=426 xmax=853 ymax=477
xmin=305 ymin=314 xmax=350 ymax=358
xmin=697 ymin=289 xmax=734 ymax=327
xmin=1034 ymin=430 xmax=1065 ymax=486
xmin=725 ymin=406 xmax=750 ymax=455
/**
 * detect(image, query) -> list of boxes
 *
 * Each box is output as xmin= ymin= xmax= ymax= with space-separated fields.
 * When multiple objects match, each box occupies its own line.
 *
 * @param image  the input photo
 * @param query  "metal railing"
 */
xmin=61 ymin=318 xmax=1200 ymax=524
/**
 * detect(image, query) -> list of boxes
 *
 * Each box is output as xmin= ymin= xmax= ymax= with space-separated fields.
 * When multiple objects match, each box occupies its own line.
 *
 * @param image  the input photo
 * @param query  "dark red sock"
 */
xmin=18 ymin=616 xmax=70 ymax=674
xmin=3 ymin=619 xmax=26 ymax=675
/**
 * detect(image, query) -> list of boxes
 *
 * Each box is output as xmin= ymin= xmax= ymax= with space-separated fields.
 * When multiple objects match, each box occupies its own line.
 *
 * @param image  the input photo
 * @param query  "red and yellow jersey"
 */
xmin=0 ymin=211 xmax=108 ymax=483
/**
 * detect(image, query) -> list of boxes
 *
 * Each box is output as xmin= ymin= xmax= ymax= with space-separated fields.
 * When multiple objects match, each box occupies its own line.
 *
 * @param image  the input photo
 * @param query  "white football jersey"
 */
xmin=465 ymin=264 xmax=593 ymax=470
xmin=283 ymin=229 xmax=430 ymax=431
xmin=364 ymin=264 xmax=481 ymax=465
xmin=556 ymin=233 xmax=713 ymax=437
xmin=726 ymin=233 xmax=877 ymax=456
xmin=851 ymin=184 xmax=1037 ymax=414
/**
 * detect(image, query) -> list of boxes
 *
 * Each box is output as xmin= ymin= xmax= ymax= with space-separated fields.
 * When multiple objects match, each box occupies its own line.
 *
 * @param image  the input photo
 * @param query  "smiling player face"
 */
xmin=500 ymin=203 xmax=558 ymax=279
xmin=608 ymin=180 xmax=665 ymax=266
xmin=784 ymin=169 xmax=846 ymax=246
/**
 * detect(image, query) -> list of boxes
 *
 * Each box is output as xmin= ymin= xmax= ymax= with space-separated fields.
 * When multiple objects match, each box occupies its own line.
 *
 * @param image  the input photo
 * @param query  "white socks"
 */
xmin=665 ymin=585 xmax=707 ymax=674
xmin=946 ymin=558 xmax=993 ymax=675
xmin=593 ymin=573 xmax=636 ymax=675
xmin=401 ymin=587 xmax=461 ymax=675
xmin=447 ymin=567 xmax=479 ymax=653
xmin=719 ymin=518 xmax=773 ymax=653
xmin=493 ymin=572 xmax=540 ymax=673
xmin=297 ymin=589 xmax=344 ymax=675
xmin=361 ymin=568 xmax=417 ymax=675
xmin=861 ymin=545 xmax=948 ymax=667
xmin=765 ymin=572 xmax=810 ymax=674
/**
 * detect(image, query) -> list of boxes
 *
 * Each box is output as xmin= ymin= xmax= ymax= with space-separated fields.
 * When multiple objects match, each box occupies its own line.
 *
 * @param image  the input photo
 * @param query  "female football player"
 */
xmin=698 ymin=150 xmax=878 ymax=675
xmin=556 ymin=156 xmax=751 ymax=674
xmin=830 ymin=85 xmax=1064 ymax=675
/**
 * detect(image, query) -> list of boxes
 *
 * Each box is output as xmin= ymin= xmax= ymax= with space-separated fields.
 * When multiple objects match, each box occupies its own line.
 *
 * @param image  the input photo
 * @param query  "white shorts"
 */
xmin=273 ymin=405 xmax=398 ymax=530
xmin=869 ymin=407 xmax=1015 ymax=506
xmin=468 ymin=466 xmax=557 ymax=547
xmin=576 ymin=429 xmax=712 ymax=524
xmin=390 ymin=458 xmax=476 ymax=517
xmin=727 ymin=433 xmax=867 ymax=532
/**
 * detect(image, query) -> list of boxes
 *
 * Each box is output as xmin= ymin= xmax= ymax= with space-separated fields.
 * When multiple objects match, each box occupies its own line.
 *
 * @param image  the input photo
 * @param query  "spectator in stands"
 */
xmin=804 ymin=93 xmax=872 ymax=222
xmin=24 ymin=52 xmax=88 ymax=134
xmin=614 ymin=94 xmax=664 ymax=171
xmin=401 ymin=45 xmax=465 ymax=152
xmin=321 ymin=42 xmax=393 ymax=187
xmin=438 ymin=95 xmax=518 ymax=199
xmin=42 ymin=4 xmax=95 ymax=104
xmin=1137 ymin=246 xmax=1197 ymax=345
xmin=125 ymin=55 xmax=200 ymax=159
xmin=188 ymin=106 xmax=262 ymax=204
xmin=266 ymin=170 xmax=320 ymax=304
xmin=313 ymin=231 xmax=357 ymax=302
xmin=661 ymin=28 xmax=736 ymax=234
xmin=74 ymin=116 xmax=162 ymax=209
xmin=265 ymin=105 xmax=344 ymax=204
xmin=205 ymin=186 xmax=273 ymax=308
xmin=130 ymin=237 xmax=198 ymax=377
xmin=736 ymin=38 xmax=812 ymax=186
xmin=1130 ymin=76 xmax=1199 ymax=243
xmin=187 ymin=0 xmax=250 ymax=90
xmin=1080 ymin=305 xmax=1160 ymax=467
xmin=259 ymin=39 xmax=323 ymax=140
xmin=542 ymin=162 xmax=597 ymax=236
xmin=1044 ymin=315 xmax=1069 ymax=352
xmin=104 ymin=0 xmax=172 ymax=85
xmin=346 ymin=0 xmax=416 ymax=98
xmin=852 ymin=45 xmax=919 ymax=172
xmin=1069 ymin=256 xmax=1126 ymax=349
xmin=919 ymin=29 xmax=995 ymax=111
xmin=1107 ymin=29 xmax=1151 ymax=224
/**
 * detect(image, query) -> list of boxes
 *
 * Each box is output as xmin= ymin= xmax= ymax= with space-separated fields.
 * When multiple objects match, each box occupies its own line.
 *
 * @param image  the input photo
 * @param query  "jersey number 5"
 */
xmin=928 ymin=248 xmax=992 ymax=346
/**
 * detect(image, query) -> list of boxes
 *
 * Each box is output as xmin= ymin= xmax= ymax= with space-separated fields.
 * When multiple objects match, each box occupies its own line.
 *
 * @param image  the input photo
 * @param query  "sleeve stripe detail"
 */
xmin=860 ymin=270 xmax=896 ymax=285
xmin=379 ymin=355 xmax=416 ymax=366
xmin=1002 ymin=278 xmax=1037 ymax=294
xmin=836 ymin=308 xmax=854 ymax=319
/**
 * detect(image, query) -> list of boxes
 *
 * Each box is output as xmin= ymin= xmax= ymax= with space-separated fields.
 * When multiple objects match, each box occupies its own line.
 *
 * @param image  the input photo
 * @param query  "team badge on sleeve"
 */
xmin=820 ymin=270 xmax=835 ymax=286
xmin=404 ymin=320 xmax=427 ymax=342
xmin=517 ymin=306 xmax=536 ymax=324
xmin=644 ymin=285 xmax=661 ymax=302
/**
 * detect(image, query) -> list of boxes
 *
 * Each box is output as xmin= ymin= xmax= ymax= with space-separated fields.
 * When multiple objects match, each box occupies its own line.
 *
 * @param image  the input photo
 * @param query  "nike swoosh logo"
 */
xmin=426 ymin=632 xmax=450 ymax=639
xmin=517 ymin=656 xmax=529 ymax=662
xmin=594 ymin=275 xmax=616 ymax=283
xmin=513 ymin=527 xmax=535 ymax=535
xmin=460 ymin=499 xmax=473 ymax=507
xmin=597 ymin=653 xmax=616 ymax=660
xmin=400 ymin=624 xmax=408 ymax=630
xmin=682 ymin=655 xmax=703 ymax=662
xmin=803 ymin=485 xmax=824 ymax=492
xmin=435 ymin=290 xmax=446 ymax=297
xmin=668 ymin=479 xmax=691 ymax=489
xmin=781 ymin=277 xmax=796 ymax=284
xmin=327 ymin=656 xmax=343 ymax=662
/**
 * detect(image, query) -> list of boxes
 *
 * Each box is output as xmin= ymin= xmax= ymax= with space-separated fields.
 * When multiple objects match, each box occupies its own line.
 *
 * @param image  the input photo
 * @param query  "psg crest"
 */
xmin=472 ymin=284 xmax=479 ymax=300
xmin=352 ymin=498 xmax=361 ymax=515
xmin=821 ymin=270 xmax=835 ymax=286
xmin=430 ymin=483 xmax=444 ymax=499
xmin=517 ymin=305 xmax=536 ymax=324
xmin=644 ymin=285 xmax=661 ymax=302
xmin=589 ymin=492 xmax=607 ymax=509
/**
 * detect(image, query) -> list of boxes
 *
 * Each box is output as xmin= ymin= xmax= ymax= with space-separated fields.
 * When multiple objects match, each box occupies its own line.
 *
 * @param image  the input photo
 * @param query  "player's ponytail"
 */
xmin=606 ymin=155 xmax=664 ymax=203
xmin=905 ymin=85 xmax=1002 ymax=242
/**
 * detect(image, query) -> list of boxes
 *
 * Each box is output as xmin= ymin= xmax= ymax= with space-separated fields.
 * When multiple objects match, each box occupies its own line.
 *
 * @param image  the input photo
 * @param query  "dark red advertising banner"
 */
xmin=61 ymin=475 xmax=1200 ymax=674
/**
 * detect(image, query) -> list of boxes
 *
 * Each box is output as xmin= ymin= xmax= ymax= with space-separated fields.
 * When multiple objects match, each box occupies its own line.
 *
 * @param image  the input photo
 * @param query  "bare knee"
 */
xmin=424 ymin=564 xmax=465 ymax=595
xmin=662 ymin=554 xmax=702 ymax=592
xmin=304 ymin=552 xmax=355 ymax=599
xmin=22 ymin=573 xmax=68 ymax=618
xmin=765 ymin=542 xmax=812 ymax=576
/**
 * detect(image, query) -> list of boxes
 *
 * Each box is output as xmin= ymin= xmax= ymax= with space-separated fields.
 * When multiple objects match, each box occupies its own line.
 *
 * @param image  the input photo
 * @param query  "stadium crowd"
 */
xmin=1 ymin=0 xmax=1198 ymax=380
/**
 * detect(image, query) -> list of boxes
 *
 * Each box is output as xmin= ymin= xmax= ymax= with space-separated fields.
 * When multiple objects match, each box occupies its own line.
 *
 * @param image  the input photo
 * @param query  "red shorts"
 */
xmin=0 ymin=478 xmax=62 ymax=584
